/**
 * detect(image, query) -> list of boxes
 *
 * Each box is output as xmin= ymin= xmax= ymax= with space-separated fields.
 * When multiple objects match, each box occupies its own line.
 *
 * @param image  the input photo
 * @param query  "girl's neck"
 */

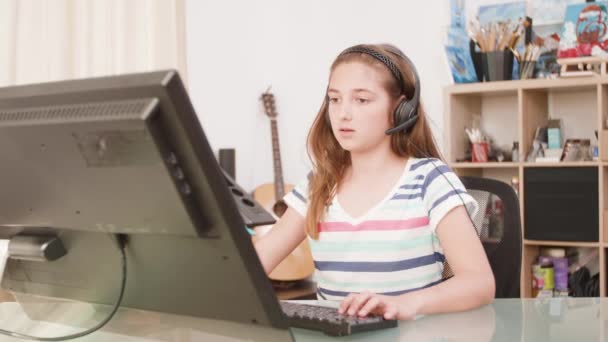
xmin=347 ymin=146 xmax=408 ymax=180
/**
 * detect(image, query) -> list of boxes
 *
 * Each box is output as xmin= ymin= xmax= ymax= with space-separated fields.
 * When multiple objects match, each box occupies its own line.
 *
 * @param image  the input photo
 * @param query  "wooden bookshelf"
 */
xmin=445 ymin=76 xmax=608 ymax=298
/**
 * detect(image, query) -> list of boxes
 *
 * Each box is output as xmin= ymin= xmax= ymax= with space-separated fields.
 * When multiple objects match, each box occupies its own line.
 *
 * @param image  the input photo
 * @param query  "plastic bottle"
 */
xmin=512 ymin=142 xmax=519 ymax=162
xmin=532 ymin=263 xmax=543 ymax=297
xmin=539 ymin=256 xmax=555 ymax=294
xmin=552 ymin=257 xmax=568 ymax=292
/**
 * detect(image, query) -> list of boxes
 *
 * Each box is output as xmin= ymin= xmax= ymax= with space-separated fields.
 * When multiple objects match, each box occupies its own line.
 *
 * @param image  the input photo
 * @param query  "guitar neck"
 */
xmin=270 ymin=119 xmax=285 ymax=200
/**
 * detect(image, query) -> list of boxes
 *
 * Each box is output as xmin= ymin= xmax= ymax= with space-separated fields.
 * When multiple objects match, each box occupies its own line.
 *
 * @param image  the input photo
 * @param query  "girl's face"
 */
xmin=326 ymin=61 xmax=396 ymax=154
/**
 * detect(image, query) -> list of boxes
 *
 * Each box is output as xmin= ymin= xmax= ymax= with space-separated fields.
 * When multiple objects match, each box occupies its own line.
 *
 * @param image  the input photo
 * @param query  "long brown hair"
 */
xmin=305 ymin=44 xmax=442 ymax=239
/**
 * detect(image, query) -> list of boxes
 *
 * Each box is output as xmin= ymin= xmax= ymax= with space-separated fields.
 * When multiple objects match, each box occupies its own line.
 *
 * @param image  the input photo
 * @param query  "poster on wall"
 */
xmin=529 ymin=0 xmax=583 ymax=26
xmin=478 ymin=1 xmax=526 ymax=25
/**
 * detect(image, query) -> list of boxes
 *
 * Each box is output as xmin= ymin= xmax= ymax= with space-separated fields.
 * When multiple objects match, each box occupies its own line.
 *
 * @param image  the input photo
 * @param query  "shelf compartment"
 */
xmin=522 ymin=245 xmax=599 ymax=298
xmin=445 ymin=92 xmax=518 ymax=164
xmin=520 ymin=87 xmax=598 ymax=164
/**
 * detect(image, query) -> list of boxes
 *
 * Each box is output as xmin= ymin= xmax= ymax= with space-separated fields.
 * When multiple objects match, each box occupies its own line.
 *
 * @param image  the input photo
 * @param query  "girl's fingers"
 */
xmin=358 ymin=296 xmax=381 ymax=316
xmin=346 ymin=291 xmax=373 ymax=315
xmin=338 ymin=293 xmax=357 ymax=314
xmin=384 ymin=306 xmax=398 ymax=320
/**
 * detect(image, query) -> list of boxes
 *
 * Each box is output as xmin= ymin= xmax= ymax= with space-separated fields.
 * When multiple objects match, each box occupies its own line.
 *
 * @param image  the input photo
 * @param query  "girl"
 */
xmin=254 ymin=43 xmax=495 ymax=320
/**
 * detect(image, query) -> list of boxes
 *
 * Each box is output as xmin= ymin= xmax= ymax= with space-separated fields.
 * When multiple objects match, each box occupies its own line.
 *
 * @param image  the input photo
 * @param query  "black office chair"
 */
xmin=445 ymin=176 xmax=522 ymax=298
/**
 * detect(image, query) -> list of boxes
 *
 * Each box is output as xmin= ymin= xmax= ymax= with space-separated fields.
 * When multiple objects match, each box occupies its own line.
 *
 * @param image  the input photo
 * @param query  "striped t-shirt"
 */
xmin=283 ymin=158 xmax=479 ymax=301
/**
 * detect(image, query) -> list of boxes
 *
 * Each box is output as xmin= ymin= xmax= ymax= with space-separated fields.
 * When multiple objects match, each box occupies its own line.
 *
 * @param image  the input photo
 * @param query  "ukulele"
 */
xmin=252 ymin=89 xmax=314 ymax=281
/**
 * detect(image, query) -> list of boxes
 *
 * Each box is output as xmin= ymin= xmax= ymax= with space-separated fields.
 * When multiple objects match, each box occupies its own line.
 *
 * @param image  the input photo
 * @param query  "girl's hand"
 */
xmin=338 ymin=291 xmax=421 ymax=320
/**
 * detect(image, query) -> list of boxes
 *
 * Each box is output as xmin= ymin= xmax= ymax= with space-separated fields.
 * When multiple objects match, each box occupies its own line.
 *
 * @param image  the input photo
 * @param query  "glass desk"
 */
xmin=0 ymin=295 xmax=603 ymax=341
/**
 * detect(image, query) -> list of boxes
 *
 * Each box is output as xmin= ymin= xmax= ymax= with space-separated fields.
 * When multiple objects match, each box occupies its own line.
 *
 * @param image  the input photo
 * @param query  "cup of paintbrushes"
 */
xmin=518 ymin=60 xmax=537 ymax=79
xmin=481 ymin=49 xmax=514 ymax=81
xmin=513 ymin=44 xmax=540 ymax=80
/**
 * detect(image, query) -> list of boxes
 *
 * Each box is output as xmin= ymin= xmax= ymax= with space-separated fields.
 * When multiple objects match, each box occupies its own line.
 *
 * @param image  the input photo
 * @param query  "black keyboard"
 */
xmin=280 ymin=301 xmax=398 ymax=336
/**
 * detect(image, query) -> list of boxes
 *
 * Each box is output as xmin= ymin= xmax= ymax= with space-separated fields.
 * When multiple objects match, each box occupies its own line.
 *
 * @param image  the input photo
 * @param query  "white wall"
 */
xmin=185 ymin=0 xmax=466 ymax=192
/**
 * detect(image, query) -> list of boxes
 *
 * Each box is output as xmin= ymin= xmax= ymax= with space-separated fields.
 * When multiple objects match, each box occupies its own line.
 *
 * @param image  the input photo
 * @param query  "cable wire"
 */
xmin=0 ymin=234 xmax=128 ymax=341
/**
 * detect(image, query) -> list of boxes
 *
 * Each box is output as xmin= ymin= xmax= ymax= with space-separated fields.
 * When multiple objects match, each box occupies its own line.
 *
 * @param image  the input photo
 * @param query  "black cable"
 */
xmin=0 ymin=233 xmax=128 ymax=341
xmin=408 ymin=141 xmax=476 ymax=279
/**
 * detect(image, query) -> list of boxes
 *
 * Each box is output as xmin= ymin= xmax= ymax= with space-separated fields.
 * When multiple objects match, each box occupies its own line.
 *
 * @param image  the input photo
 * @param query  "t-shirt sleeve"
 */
xmin=421 ymin=160 xmax=479 ymax=232
xmin=282 ymin=173 xmax=311 ymax=218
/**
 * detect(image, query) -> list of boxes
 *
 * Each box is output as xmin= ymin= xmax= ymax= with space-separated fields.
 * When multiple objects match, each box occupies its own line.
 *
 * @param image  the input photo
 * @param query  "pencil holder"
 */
xmin=482 ymin=50 xmax=514 ymax=81
xmin=519 ymin=60 xmax=537 ymax=80
xmin=472 ymin=142 xmax=489 ymax=162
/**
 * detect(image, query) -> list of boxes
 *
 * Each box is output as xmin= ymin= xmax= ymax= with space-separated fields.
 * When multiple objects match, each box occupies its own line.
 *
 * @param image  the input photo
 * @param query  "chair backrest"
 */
xmin=459 ymin=176 xmax=522 ymax=298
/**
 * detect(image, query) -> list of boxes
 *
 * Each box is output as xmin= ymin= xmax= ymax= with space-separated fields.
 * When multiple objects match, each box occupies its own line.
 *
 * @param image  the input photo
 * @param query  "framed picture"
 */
xmin=558 ymin=2 xmax=608 ymax=58
xmin=560 ymin=139 xmax=591 ymax=161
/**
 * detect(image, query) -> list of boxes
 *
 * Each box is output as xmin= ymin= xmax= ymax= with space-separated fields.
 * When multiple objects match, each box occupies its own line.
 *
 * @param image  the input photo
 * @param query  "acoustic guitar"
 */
xmin=252 ymin=89 xmax=314 ymax=282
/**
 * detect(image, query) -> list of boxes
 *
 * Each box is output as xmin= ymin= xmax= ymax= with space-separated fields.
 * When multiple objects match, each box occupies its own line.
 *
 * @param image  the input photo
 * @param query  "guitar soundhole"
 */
xmin=272 ymin=200 xmax=288 ymax=217
xmin=231 ymin=188 xmax=244 ymax=196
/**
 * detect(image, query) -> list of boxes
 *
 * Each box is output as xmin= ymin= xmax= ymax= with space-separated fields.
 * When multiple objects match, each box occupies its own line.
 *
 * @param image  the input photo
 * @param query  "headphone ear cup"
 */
xmin=393 ymin=100 xmax=409 ymax=125
xmin=393 ymin=99 xmax=417 ymax=132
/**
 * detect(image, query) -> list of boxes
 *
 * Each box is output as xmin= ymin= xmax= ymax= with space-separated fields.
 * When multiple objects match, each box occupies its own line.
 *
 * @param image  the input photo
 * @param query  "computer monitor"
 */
xmin=0 ymin=70 xmax=289 ymax=330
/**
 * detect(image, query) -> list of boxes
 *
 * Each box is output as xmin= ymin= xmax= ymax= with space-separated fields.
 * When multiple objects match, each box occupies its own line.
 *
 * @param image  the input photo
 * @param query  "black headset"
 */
xmin=329 ymin=44 xmax=421 ymax=135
